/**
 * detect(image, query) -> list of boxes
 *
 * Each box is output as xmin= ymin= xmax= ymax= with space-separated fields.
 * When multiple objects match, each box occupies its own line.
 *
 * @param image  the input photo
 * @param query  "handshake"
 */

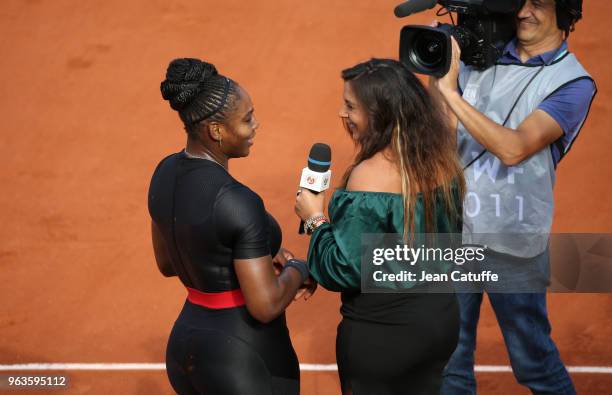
xmin=272 ymin=248 xmax=317 ymax=301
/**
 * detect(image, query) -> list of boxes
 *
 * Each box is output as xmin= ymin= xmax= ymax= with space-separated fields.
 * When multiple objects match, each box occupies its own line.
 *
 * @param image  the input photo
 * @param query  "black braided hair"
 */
xmin=160 ymin=58 xmax=238 ymax=136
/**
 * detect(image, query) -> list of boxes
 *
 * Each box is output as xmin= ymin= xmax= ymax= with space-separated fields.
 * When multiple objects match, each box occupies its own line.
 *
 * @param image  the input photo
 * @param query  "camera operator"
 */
xmin=430 ymin=1 xmax=596 ymax=394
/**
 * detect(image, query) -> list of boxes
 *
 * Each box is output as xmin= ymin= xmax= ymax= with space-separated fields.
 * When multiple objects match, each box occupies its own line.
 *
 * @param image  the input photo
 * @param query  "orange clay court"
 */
xmin=1 ymin=0 xmax=611 ymax=394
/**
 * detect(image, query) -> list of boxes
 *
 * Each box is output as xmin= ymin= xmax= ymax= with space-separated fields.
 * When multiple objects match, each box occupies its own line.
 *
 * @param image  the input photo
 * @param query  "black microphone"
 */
xmin=298 ymin=143 xmax=332 ymax=234
xmin=394 ymin=0 xmax=438 ymax=18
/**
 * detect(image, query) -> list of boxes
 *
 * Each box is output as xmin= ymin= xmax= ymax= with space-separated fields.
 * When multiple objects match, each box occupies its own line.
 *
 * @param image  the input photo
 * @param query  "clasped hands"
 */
xmin=268 ymin=188 xmax=327 ymax=301
xmin=273 ymin=247 xmax=317 ymax=301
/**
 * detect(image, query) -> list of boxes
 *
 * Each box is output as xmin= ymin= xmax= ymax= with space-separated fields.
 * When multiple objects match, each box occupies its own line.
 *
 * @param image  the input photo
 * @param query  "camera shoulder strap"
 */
xmin=462 ymin=64 xmax=545 ymax=170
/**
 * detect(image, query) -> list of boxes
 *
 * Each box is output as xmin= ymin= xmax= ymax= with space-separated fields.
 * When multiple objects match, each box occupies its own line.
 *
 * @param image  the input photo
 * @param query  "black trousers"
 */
xmin=166 ymin=300 xmax=299 ymax=395
xmin=336 ymin=296 xmax=459 ymax=395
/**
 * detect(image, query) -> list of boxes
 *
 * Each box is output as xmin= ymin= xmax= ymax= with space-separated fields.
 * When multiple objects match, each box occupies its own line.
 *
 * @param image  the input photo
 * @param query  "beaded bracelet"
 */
xmin=304 ymin=214 xmax=329 ymax=235
xmin=303 ymin=214 xmax=324 ymax=234
xmin=310 ymin=217 xmax=329 ymax=234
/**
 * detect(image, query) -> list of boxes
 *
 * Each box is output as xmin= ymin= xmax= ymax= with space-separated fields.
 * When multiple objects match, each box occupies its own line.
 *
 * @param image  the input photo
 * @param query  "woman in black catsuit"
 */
xmin=148 ymin=58 xmax=315 ymax=395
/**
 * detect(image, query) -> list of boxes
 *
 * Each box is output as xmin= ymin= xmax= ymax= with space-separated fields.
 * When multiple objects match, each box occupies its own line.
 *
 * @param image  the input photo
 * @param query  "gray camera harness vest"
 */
xmin=457 ymin=48 xmax=592 ymax=257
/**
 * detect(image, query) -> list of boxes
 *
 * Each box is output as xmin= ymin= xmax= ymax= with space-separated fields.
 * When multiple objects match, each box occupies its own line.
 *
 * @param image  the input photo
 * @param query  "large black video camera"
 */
xmin=396 ymin=0 xmax=524 ymax=77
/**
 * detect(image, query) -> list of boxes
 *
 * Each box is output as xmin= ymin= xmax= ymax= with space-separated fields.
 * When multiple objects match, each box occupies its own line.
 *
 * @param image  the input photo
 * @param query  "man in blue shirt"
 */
xmin=431 ymin=1 xmax=596 ymax=394
xmin=495 ymin=39 xmax=595 ymax=167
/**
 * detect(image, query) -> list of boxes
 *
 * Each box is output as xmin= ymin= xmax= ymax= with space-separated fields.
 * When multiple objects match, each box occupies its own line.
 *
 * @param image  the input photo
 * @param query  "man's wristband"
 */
xmin=284 ymin=259 xmax=310 ymax=283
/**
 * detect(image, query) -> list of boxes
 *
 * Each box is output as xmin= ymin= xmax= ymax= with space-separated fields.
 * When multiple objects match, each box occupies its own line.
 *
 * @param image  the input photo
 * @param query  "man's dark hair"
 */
xmin=556 ymin=0 xmax=582 ymax=37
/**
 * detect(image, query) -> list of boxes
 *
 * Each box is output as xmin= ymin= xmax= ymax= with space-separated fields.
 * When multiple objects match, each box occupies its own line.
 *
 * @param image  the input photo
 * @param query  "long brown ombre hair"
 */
xmin=340 ymin=58 xmax=465 ymax=236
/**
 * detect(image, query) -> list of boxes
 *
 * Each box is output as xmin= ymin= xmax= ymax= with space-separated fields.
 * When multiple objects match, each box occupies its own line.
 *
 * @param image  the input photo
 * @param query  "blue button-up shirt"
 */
xmin=496 ymin=39 xmax=597 ymax=166
xmin=499 ymin=38 xmax=569 ymax=66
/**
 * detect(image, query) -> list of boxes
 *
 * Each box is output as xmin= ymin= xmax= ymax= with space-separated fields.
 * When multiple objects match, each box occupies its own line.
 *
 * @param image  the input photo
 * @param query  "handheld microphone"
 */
xmin=394 ymin=0 xmax=438 ymax=18
xmin=298 ymin=143 xmax=332 ymax=234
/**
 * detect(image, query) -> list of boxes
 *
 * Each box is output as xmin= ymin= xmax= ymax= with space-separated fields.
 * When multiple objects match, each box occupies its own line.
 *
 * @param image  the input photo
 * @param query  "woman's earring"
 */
xmin=216 ymin=133 xmax=223 ymax=148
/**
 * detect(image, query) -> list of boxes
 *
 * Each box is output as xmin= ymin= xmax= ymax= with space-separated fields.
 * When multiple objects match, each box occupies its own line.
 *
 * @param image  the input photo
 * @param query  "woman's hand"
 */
xmin=294 ymin=276 xmax=317 ymax=301
xmin=295 ymin=188 xmax=326 ymax=221
xmin=272 ymin=247 xmax=294 ymax=275
xmin=274 ymin=249 xmax=317 ymax=301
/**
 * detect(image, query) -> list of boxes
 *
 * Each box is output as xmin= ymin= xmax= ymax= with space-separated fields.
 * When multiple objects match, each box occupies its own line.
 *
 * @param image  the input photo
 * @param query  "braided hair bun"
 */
xmin=160 ymin=58 xmax=236 ymax=128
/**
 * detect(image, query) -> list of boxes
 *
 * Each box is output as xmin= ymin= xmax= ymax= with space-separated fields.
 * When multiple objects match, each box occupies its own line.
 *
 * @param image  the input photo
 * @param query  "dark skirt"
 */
xmin=336 ymin=293 xmax=459 ymax=395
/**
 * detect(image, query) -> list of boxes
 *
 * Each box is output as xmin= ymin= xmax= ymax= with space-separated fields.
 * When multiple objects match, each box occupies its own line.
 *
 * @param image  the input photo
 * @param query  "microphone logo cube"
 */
xmin=300 ymin=168 xmax=332 ymax=193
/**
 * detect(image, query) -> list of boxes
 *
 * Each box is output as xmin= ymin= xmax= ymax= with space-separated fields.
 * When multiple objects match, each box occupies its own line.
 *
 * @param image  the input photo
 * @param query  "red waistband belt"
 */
xmin=186 ymin=287 xmax=246 ymax=309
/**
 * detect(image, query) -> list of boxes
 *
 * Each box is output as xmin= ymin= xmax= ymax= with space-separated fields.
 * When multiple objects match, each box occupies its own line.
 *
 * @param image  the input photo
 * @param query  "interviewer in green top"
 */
xmin=295 ymin=58 xmax=466 ymax=395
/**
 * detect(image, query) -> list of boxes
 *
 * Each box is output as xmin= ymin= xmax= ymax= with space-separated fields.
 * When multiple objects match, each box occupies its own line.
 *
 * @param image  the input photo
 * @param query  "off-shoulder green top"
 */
xmin=307 ymin=188 xmax=461 ymax=292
